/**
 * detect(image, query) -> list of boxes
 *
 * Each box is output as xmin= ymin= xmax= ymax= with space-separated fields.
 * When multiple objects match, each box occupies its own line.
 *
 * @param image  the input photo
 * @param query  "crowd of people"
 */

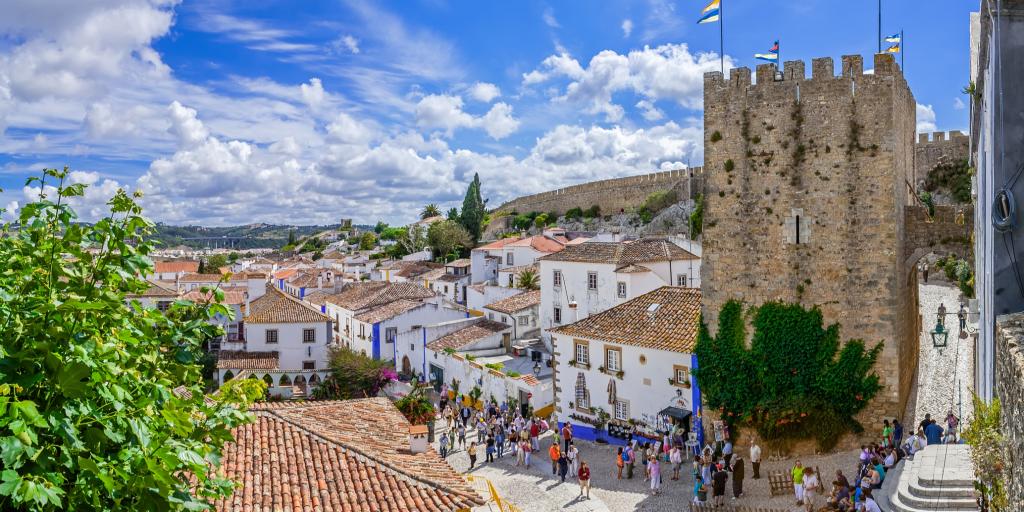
xmin=436 ymin=396 xmax=594 ymax=499
xmin=434 ymin=390 xmax=964 ymax=511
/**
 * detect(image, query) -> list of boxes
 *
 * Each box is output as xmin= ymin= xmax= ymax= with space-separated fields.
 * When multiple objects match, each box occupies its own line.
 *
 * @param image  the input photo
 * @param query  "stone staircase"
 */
xmin=883 ymin=444 xmax=979 ymax=512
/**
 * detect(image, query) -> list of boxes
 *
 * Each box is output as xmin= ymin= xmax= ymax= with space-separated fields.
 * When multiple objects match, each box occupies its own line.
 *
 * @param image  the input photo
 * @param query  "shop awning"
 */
xmin=658 ymin=407 xmax=692 ymax=421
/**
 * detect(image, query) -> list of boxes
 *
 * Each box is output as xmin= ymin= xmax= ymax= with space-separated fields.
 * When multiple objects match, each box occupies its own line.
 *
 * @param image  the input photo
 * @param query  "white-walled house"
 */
xmin=550 ymin=286 xmax=701 ymax=446
xmin=496 ymin=263 xmax=538 ymax=288
xmin=466 ymin=284 xmax=522 ymax=316
xmin=177 ymin=271 xmax=268 ymax=299
xmin=431 ymin=259 xmax=472 ymax=304
xmin=421 ymin=318 xmax=553 ymax=413
xmin=323 ymin=282 xmax=458 ymax=360
xmin=538 ymin=238 xmax=700 ymax=348
xmin=483 ymin=289 xmax=541 ymax=341
xmin=470 ymin=231 xmax=570 ymax=285
xmin=216 ymin=286 xmax=333 ymax=397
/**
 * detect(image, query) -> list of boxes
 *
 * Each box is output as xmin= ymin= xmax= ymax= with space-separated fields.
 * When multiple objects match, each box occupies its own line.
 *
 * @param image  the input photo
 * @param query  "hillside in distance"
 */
xmin=149 ymin=223 xmax=351 ymax=250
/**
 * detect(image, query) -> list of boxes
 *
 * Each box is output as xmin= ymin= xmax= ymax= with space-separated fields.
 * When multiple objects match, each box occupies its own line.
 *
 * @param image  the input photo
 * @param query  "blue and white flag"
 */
xmin=697 ymin=0 xmax=720 ymax=24
xmin=885 ymin=33 xmax=901 ymax=43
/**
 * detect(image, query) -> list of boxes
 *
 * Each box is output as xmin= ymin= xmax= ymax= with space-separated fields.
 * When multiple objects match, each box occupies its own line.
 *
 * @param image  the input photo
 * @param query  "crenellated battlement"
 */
xmin=917 ymin=131 xmax=968 ymax=144
xmin=704 ymin=53 xmax=902 ymax=88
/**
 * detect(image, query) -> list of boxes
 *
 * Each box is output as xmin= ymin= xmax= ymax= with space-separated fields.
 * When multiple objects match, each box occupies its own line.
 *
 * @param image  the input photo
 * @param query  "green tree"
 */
xmin=446 ymin=207 xmax=460 ymax=221
xmin=397 ymin=224 xmax=428 ymax=255
xmin=205 ymin=253 xmax=228 ymax=271
xmin=694 ymin=300 xmax=883 ymax=451
xmin=287 ymin=229 xmax=296 ymax=246
xmin=394 ymin=382 xmax=436 ymax=425
xmin=227 ymin=251 xmax=239 ymax=263
xmin=380 ymin=226 xmax=406 ymax=241
xmin=689 ymin=194 xmax=704 ymax=237
xmin=517 ymin=269 xmax=540 ymax=290
xmin=962 ymin=394 xmax=1008 ymax=511
xmin=421 ymin=204 xmax=441 ymax=219
xmin=460 ymin=173 xmax=486 ymax=243
xmin=358 ymin=232 xmax=377 ymax=250
xmin=313 ymin=347 xmax=397 ymax=399
xmin=0 ymin=168 xmax=253 ymax=510
xmin=427 ymin=220 xmax=472 ymax=262
xmin=533 ymin=213 xmax=549 ymax=229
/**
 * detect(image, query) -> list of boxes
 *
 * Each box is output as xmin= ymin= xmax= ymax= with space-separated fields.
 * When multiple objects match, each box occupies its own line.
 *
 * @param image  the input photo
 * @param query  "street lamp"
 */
xmin=533 ymin=360 xmax=542 ymax=376
xmin=931 ymin=304 xmax=948 ymax=348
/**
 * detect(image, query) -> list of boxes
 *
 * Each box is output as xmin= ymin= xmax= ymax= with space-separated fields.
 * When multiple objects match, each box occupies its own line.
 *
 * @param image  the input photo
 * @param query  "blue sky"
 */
xmin=0 ymin=0 xmax=975 ymax=225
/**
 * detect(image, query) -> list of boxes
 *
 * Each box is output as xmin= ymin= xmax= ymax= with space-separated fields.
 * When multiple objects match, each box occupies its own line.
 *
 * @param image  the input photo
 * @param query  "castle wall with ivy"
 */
xmin=700 ymin=54 xmax=918 ymax=443
xmin=914 ymin=131 xmax=969 ymax=198
xmin=995 ymin=312 xmax=1024 ymax=506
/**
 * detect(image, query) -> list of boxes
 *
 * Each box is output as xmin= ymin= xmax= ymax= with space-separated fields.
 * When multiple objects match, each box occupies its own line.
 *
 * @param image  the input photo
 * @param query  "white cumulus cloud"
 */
xmin=415 ymin=94 xmax=520 ymax=140
xmin=468 ymin=82 xmax=501 ymax=103
xmin=621 ymin=19 xmax=633 ymax=37
xmin=522 ymin=44 xmax=732 ymax=121
xmin=916 ymin=103 xmax=937 ymax=133
xmin=300 ymin=78 xmax=326 ymax=110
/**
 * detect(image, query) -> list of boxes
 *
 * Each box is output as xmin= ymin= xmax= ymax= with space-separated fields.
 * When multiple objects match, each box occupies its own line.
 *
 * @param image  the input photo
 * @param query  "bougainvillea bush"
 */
xmin=695 ymin=300 xmax=883 ymax=451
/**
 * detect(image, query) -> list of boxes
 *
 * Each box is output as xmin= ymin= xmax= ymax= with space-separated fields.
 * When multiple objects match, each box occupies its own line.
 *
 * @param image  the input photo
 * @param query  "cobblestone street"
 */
xmin=904 ymin=281 xmax=975 ymax=434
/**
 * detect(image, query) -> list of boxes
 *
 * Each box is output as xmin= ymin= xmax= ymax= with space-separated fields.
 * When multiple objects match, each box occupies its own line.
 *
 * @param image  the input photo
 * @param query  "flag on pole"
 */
xmin=885 ymin=33 xmax=902 ymax=43
xmin=755 ymin=40 xmax=779 ymax=62
xmin=885 ymin=43 xmax=900 ymax=53
xmin=697 ymin=0 xmax=720 ymax=23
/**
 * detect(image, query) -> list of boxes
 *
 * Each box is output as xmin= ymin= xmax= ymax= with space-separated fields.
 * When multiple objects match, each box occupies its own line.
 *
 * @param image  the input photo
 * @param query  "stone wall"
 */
xmin=700 ymin=54 xmax=918 ymax=438
xmin=492 ymin=168 xmax=705 ymax=217
xmin=995 ymin=312 xmax=1024 ymax=507
xmin=903 ymin=204 xmax=974 ymax=273
xmin=914 ymin=131 xmax=969 ymax=196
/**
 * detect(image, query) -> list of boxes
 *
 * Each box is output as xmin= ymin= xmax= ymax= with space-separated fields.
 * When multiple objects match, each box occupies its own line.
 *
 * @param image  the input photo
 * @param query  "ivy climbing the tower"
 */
xmin=694 ymin=300 xmax=884 ymax=452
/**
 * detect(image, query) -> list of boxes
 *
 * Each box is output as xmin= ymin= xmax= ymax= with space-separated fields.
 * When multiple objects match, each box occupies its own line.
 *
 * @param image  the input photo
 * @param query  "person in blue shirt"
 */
xmin=624 ymin=443 xmax=635 ymax=479
xmin=925 ymin=419 xmax=944 ymax=445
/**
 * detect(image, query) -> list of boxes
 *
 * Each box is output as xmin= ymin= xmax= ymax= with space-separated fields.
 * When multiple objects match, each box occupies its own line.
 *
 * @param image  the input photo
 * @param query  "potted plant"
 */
xmin=448 ymin=378 xmax=460 ymax=400
xmin=616 ymin=370 xmax=624 ymax=379
xmin=598 ymin=365 xmax=606 ymax=373
xmin=568 ymin=359 xmax=577 ymax=367
xmin=394 ymin=382 xmax=437 ymax=442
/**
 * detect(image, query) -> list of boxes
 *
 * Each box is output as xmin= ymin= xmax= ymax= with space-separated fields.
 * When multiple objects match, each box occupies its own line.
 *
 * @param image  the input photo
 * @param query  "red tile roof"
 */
xmin=550 ymin=286 xmax=701 ymax=353
xmin=474 ymin=237 xmax=521 ymax=251
xmin=539 ymin=238 xmax=698 ymax=264
xmin=181 ymin=288 xmax=248 ymax=305
xmin=355 ymin=299 xmax=426 ymax=324
xmin=509 ymin=234 xmax=565 ymax=253
xmin=246 ymin=287 xmax=331 ymax=324
xmin=326 ymin=282 xmax=434 ymax=311
xmin=216 ymin=398 xmax=482 ymax=511
xmin=485 ymin=290 xmax=541 ymax=314
xmin=216 ymin=350 xmax=279 ymax=370
xmin=153 ymin=260 xmax=200 ymax=274
xmin=129 ymin=281 xmax=179 ymax=298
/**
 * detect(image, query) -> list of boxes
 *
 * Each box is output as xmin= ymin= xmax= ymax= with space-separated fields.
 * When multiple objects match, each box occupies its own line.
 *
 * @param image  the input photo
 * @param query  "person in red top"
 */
xmin=578 ymin=460 xmax=591 ymax=499
xmin=561 ymin=423 xmax=573 ymax=451
xmin=530 ymin=420 xmax=541 ymax=451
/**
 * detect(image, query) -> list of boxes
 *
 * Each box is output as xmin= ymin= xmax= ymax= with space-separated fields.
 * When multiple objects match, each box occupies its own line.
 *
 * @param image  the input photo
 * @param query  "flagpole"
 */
xmin=900 ymin=29 xmax=904 ymax=70
xmin=877 ymin=0 xmax=882 ymax=53
xmin=720 ymin=0 xmax=724 ymax=74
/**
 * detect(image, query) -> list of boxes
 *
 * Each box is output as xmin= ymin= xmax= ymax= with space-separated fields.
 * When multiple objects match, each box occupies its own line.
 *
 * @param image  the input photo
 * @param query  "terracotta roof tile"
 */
xmin=181 ymin=288 xmax=248 ymax=305
xmin=427 ymin=319 xmax=509 ymax=352
xmin=153 ymin=260 xmax=200 ymax=274
xmin=485 ymin=290 xmax=541 ymax=314
xmin=355 ymin=299 xmax=426 ymax=324
xmin=216 ymin=350 xmax=279 ymax=370
xmin=216 ymin=398 xmax=482 ymax=512
xmin=129 ymin=280 xmax=178 ymax=297
xmin=550 ymin=286 xmax=701 ymax=353
xmin=474 ymin=237 xmax=521 ymax=251
xmin=445 ymin=258 xmax=472 ymax=268
xmin=509 ymin=234 xmax=565 ymax=253
xmin=539 ymin=238 xmax=698 ymax=264
xmin=178 ymin=273 xmax=229 ymax=283
xmin=246 ymin=287 xmax=331 ymax=324
xmin=614 ymin=263 xmax=652 ymax=273
xmin=497 ymin=263 xmax=539 ymax=274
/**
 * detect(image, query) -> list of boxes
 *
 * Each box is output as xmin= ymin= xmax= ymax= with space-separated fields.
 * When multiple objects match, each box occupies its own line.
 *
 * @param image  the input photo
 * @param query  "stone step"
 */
xmin=888 ymin=489 xmax=979 ymax=512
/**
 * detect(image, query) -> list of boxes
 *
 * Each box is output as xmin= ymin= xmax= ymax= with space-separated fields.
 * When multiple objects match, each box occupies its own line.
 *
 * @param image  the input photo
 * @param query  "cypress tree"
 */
xmin=460 ymin=173 xmax=485 ymax=243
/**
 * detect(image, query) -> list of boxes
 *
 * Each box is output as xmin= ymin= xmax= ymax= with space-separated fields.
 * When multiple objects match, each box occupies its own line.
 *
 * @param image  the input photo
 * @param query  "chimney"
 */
xmin=317 ymin=274 xmax=323 ymax=289
xmin=244 ymin=292 xmax=251 ymax=317
xmin=408 ymin=425 xmax=429 ymax=454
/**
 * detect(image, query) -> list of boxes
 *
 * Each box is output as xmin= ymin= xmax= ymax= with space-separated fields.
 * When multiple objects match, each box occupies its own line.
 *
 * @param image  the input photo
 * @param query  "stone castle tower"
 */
xmin=700 ymin=53 xmax=920 ymax=424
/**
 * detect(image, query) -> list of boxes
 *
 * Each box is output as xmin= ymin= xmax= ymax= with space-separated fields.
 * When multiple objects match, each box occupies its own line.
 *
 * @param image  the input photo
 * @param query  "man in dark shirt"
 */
xmin=712 ymin=464 xmax=729 ymax=507
xmin=919 ymin=413 xmax=931 ymax=434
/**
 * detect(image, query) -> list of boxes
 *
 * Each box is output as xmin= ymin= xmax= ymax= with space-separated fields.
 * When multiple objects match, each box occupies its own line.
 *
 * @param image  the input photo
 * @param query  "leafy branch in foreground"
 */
xmin=0 ymin=168 xmax=253 ymax=511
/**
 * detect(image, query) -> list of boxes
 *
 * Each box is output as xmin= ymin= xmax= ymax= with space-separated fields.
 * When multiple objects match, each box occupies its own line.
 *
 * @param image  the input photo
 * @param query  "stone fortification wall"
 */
xmin=995 ymin=312 xmax=1024 ymax=507
xmin=700 ymin=53 xmax=918 ymax=435
xmin=914 ymin=131 xmax=969 ymax=191
xmin=903 ymin=204 xmax=974 ymax=273
xmin=493 ymin=168 xmax=704 ymax=217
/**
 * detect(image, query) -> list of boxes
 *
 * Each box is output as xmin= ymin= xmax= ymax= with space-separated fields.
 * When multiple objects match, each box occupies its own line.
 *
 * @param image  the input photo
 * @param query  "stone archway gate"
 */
xmin=903 ymin=204 xmax=974 ymax=279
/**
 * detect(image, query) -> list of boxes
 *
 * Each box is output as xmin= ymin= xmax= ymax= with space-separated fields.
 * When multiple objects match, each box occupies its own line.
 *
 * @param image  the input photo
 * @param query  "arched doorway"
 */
xmin=294 ymin=375 xmax=307 ymax=394
xmin=402 ymin=355 xmax=412 ymax=375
